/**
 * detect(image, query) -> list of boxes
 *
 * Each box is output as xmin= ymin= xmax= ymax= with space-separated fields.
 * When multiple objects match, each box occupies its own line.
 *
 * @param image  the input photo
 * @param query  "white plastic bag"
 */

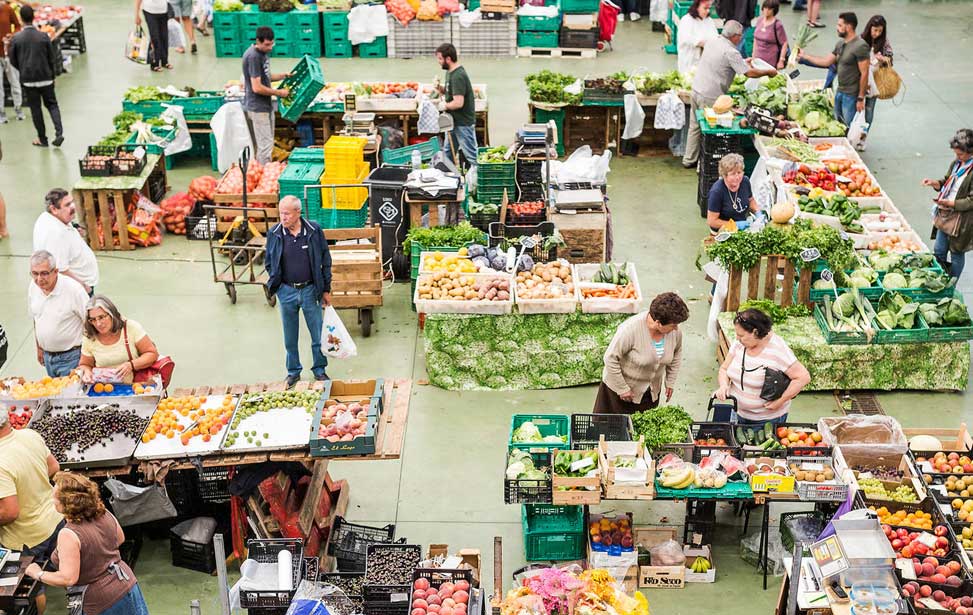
xmin=322 ymin=306 xmax=358 ymax=359
xmin=654 ymin=90 xmax=686 ymax=129
xmin=846 ymin=111 xmax=867 ymax=146
xmin=161 ymin=105 xmax=192 ymax=156
xmin=649 ymin=0 xmax=667 ymax=21
xmin=417 ymin=96 xmax=440 ymax=135
xmin=210 ymin=101 xmax=253 ymax=173
xmin=125 ymin=28 xmax=149 ymax=64
xmin=168 ymin=18 xmax=186 ymax=50
xmin=347 ymin=4 xmax=390 ymax=45
xmin=621 ymin=94 xmax=645 ymax=140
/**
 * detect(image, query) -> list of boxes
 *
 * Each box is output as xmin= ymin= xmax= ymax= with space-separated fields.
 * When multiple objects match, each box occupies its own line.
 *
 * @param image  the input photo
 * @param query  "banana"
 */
xmin=660 ymin=466 xmax=690 ymax=488
xmin=673 ymin=468 xmax=696 ymax=489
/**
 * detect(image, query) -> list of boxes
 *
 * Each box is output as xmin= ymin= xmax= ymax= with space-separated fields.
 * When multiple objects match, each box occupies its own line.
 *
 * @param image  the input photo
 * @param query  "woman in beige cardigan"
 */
xmin=594 ymin=293 xmax=690 ymax=414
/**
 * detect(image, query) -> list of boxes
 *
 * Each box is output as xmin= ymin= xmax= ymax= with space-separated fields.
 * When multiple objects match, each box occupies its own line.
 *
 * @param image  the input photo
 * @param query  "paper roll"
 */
xmin=278 ymin=550 xmax=293 ymax=591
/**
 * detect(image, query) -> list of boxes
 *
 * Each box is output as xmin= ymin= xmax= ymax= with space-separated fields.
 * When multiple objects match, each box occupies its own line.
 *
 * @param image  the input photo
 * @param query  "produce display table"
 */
xmin=716 ymin=313 xmax=971 ymax=391
xmin=284 ymin=109 xmax=490 ymax=149
xmin=423 ymin=311 xmax=628 ymax=390
xmin=73 ymin=154 xmax=167 ymax=251
xmin=752 ymin=492 xmax=840 ymax=591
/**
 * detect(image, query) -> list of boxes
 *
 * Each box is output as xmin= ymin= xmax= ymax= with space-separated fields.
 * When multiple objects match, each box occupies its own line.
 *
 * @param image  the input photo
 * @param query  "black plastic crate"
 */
xmin=506 ymin=210 xmax=547 ymax=226
xmin=170 ymin=531 xmax=216 ymax=574
xmin=487 ymin=221 xmax=558 ymax=262
xmin=559 ymin=27 xmax=597 ymax=49
xmin=504 ymin=449 xmax=552 ymax=505
xmin=363 ymin=584 xmax=411 ymax=604
xmin=78 ymin=145 xmax=117 ymax=177
xmin=411 ymin=568 xmax=474 ymax=608
xmin=240 ymin=538 xmax=304 ymax=608
xmin=186 ymin=201 xmax=217 ymax=240
xmin=468 ymin=211 xmax=500 ymax=232
xmin=303 ymin=557 xmax=319 ymax=582
xmin=320 ymin=571 xmax=365 ymax=597
xmin=570 ymin=414 xmax=633 ymax=450
xmin=701 ymin=132 xmax=744 ymax=159
xmin=364 ymin=544 xmax=421 ymax=585
xmin=329 ymin=517 xmax=397 ymax=573
xmin=164 ymin=469 xmax=199 ymax=513
xmin=146 ymin=167 xmax=167 ymax=203
xmin=690 ymin=422 xmax=740 ymax=463
xmin=198 ymin=467 xmax=231 ymax=503
xmin=119 ymin=528 xmax=144 ymax=571
xmin=363 ymin=603 xmax=410 ymax=615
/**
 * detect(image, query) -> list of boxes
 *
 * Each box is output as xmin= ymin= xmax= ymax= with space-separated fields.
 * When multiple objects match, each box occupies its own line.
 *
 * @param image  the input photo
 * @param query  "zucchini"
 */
xmin=745 ymin=427 xmax=755 ymax=444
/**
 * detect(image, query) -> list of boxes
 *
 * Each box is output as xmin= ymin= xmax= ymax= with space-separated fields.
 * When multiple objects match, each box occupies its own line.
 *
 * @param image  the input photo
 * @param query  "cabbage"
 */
xmin=813 ymin=279 xmax=833 ymax=290
xmin=867 ymin=251 xmax=902 ymax=271
xmin=833 ymin=292 xmax=857 ymax=317
xmin=882 ymin=272 xmax=908 ymax=289
xmin=512 ymin=421 xmax=542 ymax=442
xmin=847 ymin=276 xmax=871 ymax=289
xmin=467 ymin=244 xmax=486 ymax=258
xmin=803 ymin=111 xmax=824 ymax=131
xmin=521 ymin=469 xmax=548 ymax=480
xmin=505 ymin=461 xmax=526 ymax=480
xmin=851 ymin=267 xmax=877 ymax=283
xmin=542 ymin=435 xmax=566 ymax=443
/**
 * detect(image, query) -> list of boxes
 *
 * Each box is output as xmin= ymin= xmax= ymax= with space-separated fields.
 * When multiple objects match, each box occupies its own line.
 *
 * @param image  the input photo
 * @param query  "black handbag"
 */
xmin=741 ymin=348 xmax=792 ymax=402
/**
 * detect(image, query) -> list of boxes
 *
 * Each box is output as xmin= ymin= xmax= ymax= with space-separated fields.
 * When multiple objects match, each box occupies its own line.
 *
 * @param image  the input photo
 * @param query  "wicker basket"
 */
xmin=873 ymin=65 xmax=902 ymax=100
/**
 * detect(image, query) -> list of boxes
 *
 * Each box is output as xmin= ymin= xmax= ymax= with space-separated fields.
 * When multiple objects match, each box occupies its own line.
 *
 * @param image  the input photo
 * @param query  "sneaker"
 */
xmin=855 ymin=140 xmax=867 ymax=152
xmin=285 ymin=374 xmax=300 ymax=389
xmin=191 ymin=43 xmax=197 ymax=54
xmin=629 ymin=12 xmax=641 ymax=20
xmin=0 ymin=115 xmax=7 ymax=124
xmin=314 ymin=373 xmax=330 ymax=382
xmin=52 ymin=135 xmax=64 ymax=147
xmin=14 ymin=108 xmax=24 ymax=120
xmin=618 ymin=12 xmax=624 ymax=21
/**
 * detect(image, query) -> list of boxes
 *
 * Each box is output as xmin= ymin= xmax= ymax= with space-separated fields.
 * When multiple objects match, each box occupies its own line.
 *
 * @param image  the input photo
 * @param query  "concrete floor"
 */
xmin=1 ymin=1 xmax=972 ymax=613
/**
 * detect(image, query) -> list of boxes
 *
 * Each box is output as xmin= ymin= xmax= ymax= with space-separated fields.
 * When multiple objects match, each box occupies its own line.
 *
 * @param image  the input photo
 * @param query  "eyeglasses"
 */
xmin=88 ymin=314 xmax=111 ymax=323
xmin=30 ymin=269 xmax=55 ymax=278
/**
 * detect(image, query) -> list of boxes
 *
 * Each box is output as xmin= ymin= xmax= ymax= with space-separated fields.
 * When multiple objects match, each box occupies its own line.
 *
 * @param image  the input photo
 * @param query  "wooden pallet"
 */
xmin=517 ymin=46 xmax=597 ymax=59
xmin=327 ymin=227 xmax=383 ymax=310
xmin=75 ymin=188 xmax=133 ymax=250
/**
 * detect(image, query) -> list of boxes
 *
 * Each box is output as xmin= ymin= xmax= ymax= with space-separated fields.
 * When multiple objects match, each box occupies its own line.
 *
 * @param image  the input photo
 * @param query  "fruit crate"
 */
xmin=278 ymin=55 xmax=326 ymax=123
xmin=365 ymin=544 xmax=422 ymax=585
xmin=504 ymin=449 xmax=553 ymax=505
xmin=198 ymin=467 xmax=232 ymax=503
xmin=382 ymin=136 xmax=441 ymax=165
xmin=551 ymin=449 xmax=601 ymax=505
xmin=280 ymin=159 xmax=326 ymax=212
xmin=689 ymin=422 xmax=740 ymax=463
xmin=796 ymin=476 xmax=849 ymax=502
xmin=329 ymin=517 xmax=398 ymax=573
xmin=318 ymin=571 xmax=365 ymax=602
xmin=387 ymin=15 xmax=452 ymax=58
xmin=505 ymin=207 xmax=547 ymax=226
xmin=78 ymin=145 xmax=122 ymax=177
xmin=358 ymin=36 xmax=387 ymax=58
xmin=654 ymin=478 xmax=754 ymax=500
xmin=813 ymin=302 xmax=869 ymax=345
xmin=738 ymin=422 xmax=832 ymax=458
xmin=240 ymin=539 xmax=304 ymax=608
xmin=517 ymin=29 xmax=559 ymax=47
xmin=871 ymin=311 xmax=930 ymax=345
xmin=451 ymin=15 xmax=516 ymax=56
xmin=486 ymin=221 xmax=558 ymax=262
xmin=570 ymin=413 xmax=632 ymax=450
xmin=522 ymin=503 xmax=585 ymax=561
xmin=779 ymin=510 xmax=829 ymax=552
xmin=309 ymin=396 xmax=379 ymax=457
xmin=509 ymin=413 xmax=570 ymax=452
xmin=170 ymin=529 xmax=216 ymax=574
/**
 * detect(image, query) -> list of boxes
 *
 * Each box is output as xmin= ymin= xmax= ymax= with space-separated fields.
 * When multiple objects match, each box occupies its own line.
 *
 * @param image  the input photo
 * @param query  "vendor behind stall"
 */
xmin=77 ymin=295 xmax=161 ymax=385
xmin=594 ymin=292 xmax=689 ymax=414
xmin=0 ymin=411 xmax=63 ymax=614
xmin=707 ymin=153 xmax=760 ymax=232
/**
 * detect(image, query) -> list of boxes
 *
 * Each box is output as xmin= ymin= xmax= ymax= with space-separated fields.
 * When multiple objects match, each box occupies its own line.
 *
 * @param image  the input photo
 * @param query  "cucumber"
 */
xmin=745 ymin=427 xmax=755 ymax=444
xmin=756 ymin=428 xmax=765 ymax=443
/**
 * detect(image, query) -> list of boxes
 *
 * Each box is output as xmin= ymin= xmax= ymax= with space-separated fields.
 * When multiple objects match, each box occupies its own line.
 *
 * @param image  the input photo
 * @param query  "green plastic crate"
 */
xmin=409 ymin=242 xmax=466 ymax=281
xmin=533 ymin=107 xmax=564 ymax=156
xmin=561 ymin=0 xmax=597 ymax=12
xmin=518 ymin=30 xmax=559 ymax=47
xmin=477 ymin=147 xmax=517 ymax=176
xmin=307 ymin=199 xmax=369 ymax=230
xmin=278 ymin=55 xmax=326 ymax=122
xmin=695 ymin=109 xmax=758 ymax=136
xmin=288 ymin=147 xmax=325 ymax=164
xmin=382 ymin=137 xmax=440 ymax=165
xmin=322 ymin=10 xmax=349 ymax=29
xmin=653 ymin=479 xmax=754 ymax=500
xmin=290 ymin=39 xmax=323 ymax=56
xmin=518 ymin=13 xmax=561 ymax=32
xmin=926 ymin=323 xmax=973 ymax=343
xmin=522 ymin=504 xmax=585 ymax=561
xmin=126 ymin=125 xmax=176 ymax=157
xmin=121 ymin=98 xmax=168 ymax=117
xmin=872 ymin=312 xmax=929 ymax=345
xmin=509 ymin=414 xmax=570 ymax=451
xmin=325 ymin=39 xmax=352 ymax=58
xmin=215 ymin=38 xmax=246 ymax=58
xmin=358 ymin=36 xmax=387 ymax=58
xmin=171 ymin=91 xmax=225 ymax=119
xmin=813 ymin=302 xmax=868 ymax=345
xmin=270 ymin=42 xmax=296 ymax=57
xmin=213 ymin=11 xmax=241 ymax=31
xmin=209 ymin=132 xmax=219 ymax=171
xmin=878 ymin=270 xmax=955 ymax=303
xmin=280 ymin=161 xmax=326 ymax=213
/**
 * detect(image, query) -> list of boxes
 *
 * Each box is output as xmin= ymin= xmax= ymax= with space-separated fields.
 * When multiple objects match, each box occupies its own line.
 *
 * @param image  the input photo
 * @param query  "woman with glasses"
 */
xmin=714 ymin=308 xmax=810 ymax=425
xmin=77 ymin=296 xmax=159 ymax=385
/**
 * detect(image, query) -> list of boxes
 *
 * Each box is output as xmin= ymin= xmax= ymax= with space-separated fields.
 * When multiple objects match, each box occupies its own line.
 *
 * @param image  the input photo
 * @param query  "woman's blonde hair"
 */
xmin=719 ymin=153 xmax=745 ymax=178
xmin=53 ymin=472 xmax=106 ymax=523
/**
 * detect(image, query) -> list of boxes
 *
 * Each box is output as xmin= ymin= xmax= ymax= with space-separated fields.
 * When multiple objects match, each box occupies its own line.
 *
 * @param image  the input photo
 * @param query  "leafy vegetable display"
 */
xmin=876 ymin=292 xmax=920 ymax=330
xmin=706 ymin=219 xmax=855 ymax=272
xmin=920 ymin=298 xmax=973 ymax=328
xmin=823 ymin=289 xmax=878 ymax=335
xmin=477 ymin=146 xmax=509 ymax=163
xmin=738 ymin=299 xmax=811 ymax=323
xmin=553 ymin=450 xmax=599 ymax=476
xmin=798 ymin=193 xmax=880 ymax=233
xmin=123 ymin=86 xmax=171 ymax=104
xmin=768 ymin=138 xmax=820 ymax=164
xmin=468 ymin=201 xmax=499 ymax=215
xmin=525 ymin=70 xmax=581 ymax=105
xmin=735 ymin=74 xmax=788 ymax=115
xmin=867 ymin=251 xmax=938 ymax=272
xmin=636 ymin=70 xmax=688 ymax=95
xmin=883 ymin=268 xmax=952 ymax=293
xmin=511 ymin=421 xmax=567 ymax=444
xmin=403 ymin=222 xmax=485 ymax=256
xmin=213 ymin=0 xmax=245 ymax=9
xmin=112 ymin=111 xmax=143 ymax=133
xmin=505 ymin=449 xmax=549 ymax=481
xmin=631 ymin=405 xmax=692 ymax=450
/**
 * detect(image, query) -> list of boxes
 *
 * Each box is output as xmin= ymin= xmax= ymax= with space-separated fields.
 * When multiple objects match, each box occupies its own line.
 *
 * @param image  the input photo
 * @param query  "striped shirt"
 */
xmin=725 ymin=334 xmax=798 ymax=420
xmin=653 ymin=339 xmax=665 ymax=358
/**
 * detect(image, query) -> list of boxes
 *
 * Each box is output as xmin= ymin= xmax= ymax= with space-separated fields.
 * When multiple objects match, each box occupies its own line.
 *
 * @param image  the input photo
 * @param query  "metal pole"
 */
xmin=213 ymin=533 xmax=232 ymax=615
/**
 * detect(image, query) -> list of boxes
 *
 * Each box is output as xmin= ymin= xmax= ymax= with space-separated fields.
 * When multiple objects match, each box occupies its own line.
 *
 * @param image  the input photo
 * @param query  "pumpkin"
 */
xmin=770 ymin=201 xmax=795 ymax=224
xmin=713 ymin=95 xmax=734 ymax=114
xmin=909 ymin=435 xmax=943 ymax=451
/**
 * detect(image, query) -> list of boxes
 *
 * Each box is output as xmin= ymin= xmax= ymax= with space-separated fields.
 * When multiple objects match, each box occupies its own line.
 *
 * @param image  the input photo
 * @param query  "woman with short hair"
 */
xmin=706 ymin=153 xmax=760 ymax=232
xmin=595 ymin=292 xmax=691 ymax=414
xmin=752 ymin=0 xmax=788 ymax=68
xmin=925 ymin=129 xmax=973 ymax=280
xmin=24 ymin=472 xmax=148 ymax=615
xmin=77 ymin=295 xmax=159 ymax=385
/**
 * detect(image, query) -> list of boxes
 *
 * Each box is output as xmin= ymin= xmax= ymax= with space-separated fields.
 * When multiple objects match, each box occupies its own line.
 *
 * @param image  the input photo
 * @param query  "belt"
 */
xmin=48 ymin=346 xmax=80 ymax=356
xmin=287 ymin=281 xmax=312 ymax=289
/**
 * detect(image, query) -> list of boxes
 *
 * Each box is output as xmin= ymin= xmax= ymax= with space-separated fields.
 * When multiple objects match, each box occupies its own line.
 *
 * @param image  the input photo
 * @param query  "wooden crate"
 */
xmin=563 ymin=105 xmax=621 ymax=155
xmin=552 ymin=449 xmax=602 ymax=505
xmin=325 ymin=226 xmax=383 ymax=309
xmin=599 ymin=436 xmax=655 ymax=500
xmin=74 ymin=188 xmax=134 ymax=250
xmin=479 ymin=0 xmax=516 ymax=11
xmin=551 ymin=210 xmax=606 ymax=263
xmin=902 ymin=424 xmax=972 ymax=452
xmin=725 ymin=254 xmax=812 ymax=312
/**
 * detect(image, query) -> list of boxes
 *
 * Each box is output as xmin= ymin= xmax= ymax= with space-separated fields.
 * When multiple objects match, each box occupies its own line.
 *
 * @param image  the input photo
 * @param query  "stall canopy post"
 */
xmin=213 ymin=533 xmax=231 ymax=615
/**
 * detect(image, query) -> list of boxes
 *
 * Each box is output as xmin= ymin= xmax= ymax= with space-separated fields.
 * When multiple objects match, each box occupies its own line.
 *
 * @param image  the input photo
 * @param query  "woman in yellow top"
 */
xmin=77 ymin=295 xmax=159 ymax=384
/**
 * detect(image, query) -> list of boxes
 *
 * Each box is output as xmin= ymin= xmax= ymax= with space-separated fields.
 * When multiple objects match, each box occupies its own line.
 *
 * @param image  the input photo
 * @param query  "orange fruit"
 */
xmin=104 ymin=383 xmax=114 ymax=393
xmin=94 ymin=383 xmax=105 ymax=393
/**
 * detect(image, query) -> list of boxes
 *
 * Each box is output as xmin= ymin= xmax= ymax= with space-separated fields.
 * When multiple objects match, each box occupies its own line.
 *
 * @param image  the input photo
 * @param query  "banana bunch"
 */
xmin=689 ymin=557 xmax=711 ymax=573
xmin=659 ymin=465 xmax=695 ymax=489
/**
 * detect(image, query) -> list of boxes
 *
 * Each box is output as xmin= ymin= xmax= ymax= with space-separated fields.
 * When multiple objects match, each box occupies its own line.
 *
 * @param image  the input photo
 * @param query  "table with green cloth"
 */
xmin=717 ymin=313 xmax=970 ymax=391
xmin=423 ymin=311 xmax=629 ymax=391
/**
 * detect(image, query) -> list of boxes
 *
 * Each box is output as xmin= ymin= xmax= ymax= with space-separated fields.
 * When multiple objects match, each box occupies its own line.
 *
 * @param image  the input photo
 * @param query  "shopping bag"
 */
xmin=211 ymin=101 xmax=253 ymax=173
xmin=125 ymin=27 xmax=150 ymax=64
xmin=322 ymin=306 xmax=358 ymax=359
xmin=846 ymin=111 xmax=867 ymax=147
xmin=417 ymin=96 xmax=441 ymax=135
xmin=105 ymin=477 xmax=178 ymax=526
xmin=654 ymin=90 xmax=685 ymax=129
xmin=621 ymin=93 xmax=645 ymax=140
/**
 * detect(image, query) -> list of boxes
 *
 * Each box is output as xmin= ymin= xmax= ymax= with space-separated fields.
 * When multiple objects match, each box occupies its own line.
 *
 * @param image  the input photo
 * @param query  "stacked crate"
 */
xmin=387 ymin=15 xmax=452 ymax=58
xmin=475 ymin=147 xmax=516 ymax=205
xmin=214 ymin=11 xmax=246 ymax=57
xmin=559 ymin=0 xmax=598 ymax=49
xmin=322 ymin=11 xmax=352 ymax=58
xmin=215 ymin=7 xmax=322 ymax=58
xmin=280 ymin=148 xmax=326 ymax=224
xmin=320 ymin=136 xmax=369 ymax=227
xmin=517 ymin=0 xmax=561 ymax=49
xmin=452 ymin=15 xmax=516 ymax=56
xmin=356 ymin=37 xmax=388 ymax=58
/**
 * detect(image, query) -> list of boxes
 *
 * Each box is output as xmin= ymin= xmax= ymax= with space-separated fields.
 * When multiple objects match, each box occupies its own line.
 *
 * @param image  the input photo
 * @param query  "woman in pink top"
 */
xmin=714 ymin=309 xmax=810 ymax=424
xmin=752 ymin=0 xmax=787 ymax=69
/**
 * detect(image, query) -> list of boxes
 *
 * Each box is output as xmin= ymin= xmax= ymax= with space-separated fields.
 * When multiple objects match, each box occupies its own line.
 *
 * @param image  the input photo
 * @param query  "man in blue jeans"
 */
xmin=265 ymin=196 xmax=333 ymax=388
xmin=435 ymin=43 xmax=477 ymax=170
xmin=797 ymin=12 xmax=869 ymax=130
xmin=28 ymin=250 xmax=87 ymax=378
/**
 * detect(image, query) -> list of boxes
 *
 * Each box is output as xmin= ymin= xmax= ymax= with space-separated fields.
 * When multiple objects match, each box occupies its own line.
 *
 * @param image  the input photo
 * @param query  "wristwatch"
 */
xmin=857 ymin=96 xmax=865 ymax=101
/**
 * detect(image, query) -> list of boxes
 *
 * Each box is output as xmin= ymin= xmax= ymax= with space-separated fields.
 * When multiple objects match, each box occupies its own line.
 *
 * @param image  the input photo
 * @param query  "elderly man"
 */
xmin=0 ymin=406 xmax=63 ymax=615
xmin=28 ymin=250 xmax=88 ymax=377
xmin=265 ymin=196 xmax=333 ymax=387
xmin=682 ymin=20 xmax=778 ymax=169
xmin=32 ymin=188 xmax=99 ymax=294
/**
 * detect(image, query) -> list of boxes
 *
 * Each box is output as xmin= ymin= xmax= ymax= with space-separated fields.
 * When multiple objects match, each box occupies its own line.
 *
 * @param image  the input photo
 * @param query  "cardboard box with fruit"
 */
xmin=634 ymin=527 xmax=684 ymax=589
xmin=746 ymin=457 xmax=795 ymax=493
xmin=736 ymin=423 xmax=830 ymax=456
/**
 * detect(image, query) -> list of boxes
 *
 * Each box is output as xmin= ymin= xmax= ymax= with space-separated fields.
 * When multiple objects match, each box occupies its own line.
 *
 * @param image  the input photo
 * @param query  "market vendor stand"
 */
xmin=0 ymin=555 xmax=42 ymax=615
xmin=74 ymin=153 xmax=167 ymax=251
xmin=291 ymin=108 xmax=491 ymax=150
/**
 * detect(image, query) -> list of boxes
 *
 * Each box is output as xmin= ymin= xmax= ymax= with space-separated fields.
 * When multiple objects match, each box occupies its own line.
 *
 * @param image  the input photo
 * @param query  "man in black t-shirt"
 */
xmin=435 ymin=43 xmax=477 ymax=168
xmin=242 ymin=26 xmax=290 ymax=164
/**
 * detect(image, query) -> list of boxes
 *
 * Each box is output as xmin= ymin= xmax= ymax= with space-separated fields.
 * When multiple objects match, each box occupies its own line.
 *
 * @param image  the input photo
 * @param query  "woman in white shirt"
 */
xmin=135 ymin=0 xmax=171 ymax=72
xmin=677 ymin=0 xmax=718 ymax=74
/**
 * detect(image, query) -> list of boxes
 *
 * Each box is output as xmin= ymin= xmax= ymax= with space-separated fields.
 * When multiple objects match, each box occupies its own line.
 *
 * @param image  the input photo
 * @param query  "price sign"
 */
xmin=800 ymin=247 xmax=821 ymax=262
xmin=840 ymin=230 xmax=850 ymax=241
xmin=811 ymin=535 xmax=849 ymax=579
xmin=820 ymin=269 xmax=834 ymax=283
xmin=789 ymin=69 xmax=801 ymax=80
xmin=714 ymin=232 xmax=732 ymax=243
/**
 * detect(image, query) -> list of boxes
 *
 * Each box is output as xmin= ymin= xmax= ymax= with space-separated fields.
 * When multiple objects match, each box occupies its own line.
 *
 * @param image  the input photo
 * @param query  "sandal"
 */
xmin=808 ymin=21 xmax=825 ymax=27
xmin=151 ymin=66 xmax=164 ymax=72
xmin=165 ymin=63 xmax=174 ymax=69
xmin=32 ymin=139 xmax=48 ymax=147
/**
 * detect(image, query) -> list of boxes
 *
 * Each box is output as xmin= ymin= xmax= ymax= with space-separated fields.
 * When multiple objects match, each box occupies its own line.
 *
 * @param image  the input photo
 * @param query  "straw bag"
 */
xmin=873 ymin=65 xmax=902 ymax=100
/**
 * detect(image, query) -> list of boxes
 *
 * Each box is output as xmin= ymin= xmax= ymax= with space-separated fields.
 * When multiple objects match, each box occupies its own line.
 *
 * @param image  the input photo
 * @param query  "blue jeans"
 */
xmin=101 ymin=584 xmax=149 ymax=615
xmin=277 ymin=284 xmax=327 ymax=379
xmin=444 ymin=123 xmax=478 ymax=169
xmin=833 ymin=91 xmax=857 ymax=128
xmin=863 ymin=97 xmax=877 ymax=134
xmin=731 ymin=411 xmax=789 ymax=427
xmin=935 ymin=229 xmax=966 ymax=280
xmin=824 ymin=64 xmax=837 ymax=89
xmin=43 ymin=347 xmax=80 ymax=377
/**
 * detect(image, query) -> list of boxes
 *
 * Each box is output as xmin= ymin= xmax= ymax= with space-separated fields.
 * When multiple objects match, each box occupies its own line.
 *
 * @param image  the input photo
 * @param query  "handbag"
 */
xmin=873 ymin=65 xmax=902 ymax=100
xmin=104 ymin=477 xmax=178 ymax=526
xmin=125 ymin=27 xmax=149 ymax=64
xmin=123 ymin=323 xmax=175 ymax=387
xmin=934 ymin=207 xmax=962 ymax=237
xmin=741 ymin=348 xmax=792 ymax=402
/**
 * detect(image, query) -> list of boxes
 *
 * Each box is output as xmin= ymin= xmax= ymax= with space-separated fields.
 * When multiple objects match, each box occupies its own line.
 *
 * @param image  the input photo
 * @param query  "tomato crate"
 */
xmin=522 ymin=504 xmax=585 ymax=561
xmin=278 ymin=55 xmax=326 ymax=122
xmin=570 ymin=413 xmax=632 ymax=450
xmin=509 ymin=413 xmax=570 ymax=452
xmin=504 ymin=448 xmax=553 ymax=504
xmin=240 ymin=538 xmax=304 ymax=608
xmin=690 ymin=422 xmax=740 ymax=463
xmin=328 ymin=517 xmax=397 ymax=573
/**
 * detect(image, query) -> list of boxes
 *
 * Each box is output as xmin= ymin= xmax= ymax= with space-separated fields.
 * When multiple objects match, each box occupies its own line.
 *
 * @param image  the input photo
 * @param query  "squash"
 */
xmin=909 ymin=435 xmax=943 ymax=451
xmin=770 ymin=201 xmax=795 ymax=224
xmin=713 ymin=95 xmax=734 ymax=114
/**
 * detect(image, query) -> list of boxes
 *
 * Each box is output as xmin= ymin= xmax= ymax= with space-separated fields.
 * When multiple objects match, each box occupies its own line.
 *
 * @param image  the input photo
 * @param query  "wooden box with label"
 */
xmin=635 ymin=527 xmax=684 ymax=589
xmin=551 ymin=210 xmax=607 ymax=264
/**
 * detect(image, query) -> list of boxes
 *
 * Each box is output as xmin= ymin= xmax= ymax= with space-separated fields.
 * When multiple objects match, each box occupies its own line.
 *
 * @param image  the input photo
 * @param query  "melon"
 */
xmin=909 ymin=435 xmax=943 ymax=451
xmin=713 ymin=95 xmax=734 ymax=114
xmin=770 ymin=201 xmax=795 ymax=224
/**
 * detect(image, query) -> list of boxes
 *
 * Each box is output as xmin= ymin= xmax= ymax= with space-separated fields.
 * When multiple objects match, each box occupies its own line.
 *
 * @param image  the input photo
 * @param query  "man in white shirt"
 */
xmin=32 ymin=188 xmax=99 ymax=295
xmin=28 ymin=250 xmax=88 ymax=378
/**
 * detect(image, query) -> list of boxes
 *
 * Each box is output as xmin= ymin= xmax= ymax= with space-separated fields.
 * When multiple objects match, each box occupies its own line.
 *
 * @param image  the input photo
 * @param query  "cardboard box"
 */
xmin=683 ymin=545 xmax=716 ymax=583
xmin=634 ymin=527 xmax=684 ymax=589
xmin=750 ymin=472 xmax=796 ymax=494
